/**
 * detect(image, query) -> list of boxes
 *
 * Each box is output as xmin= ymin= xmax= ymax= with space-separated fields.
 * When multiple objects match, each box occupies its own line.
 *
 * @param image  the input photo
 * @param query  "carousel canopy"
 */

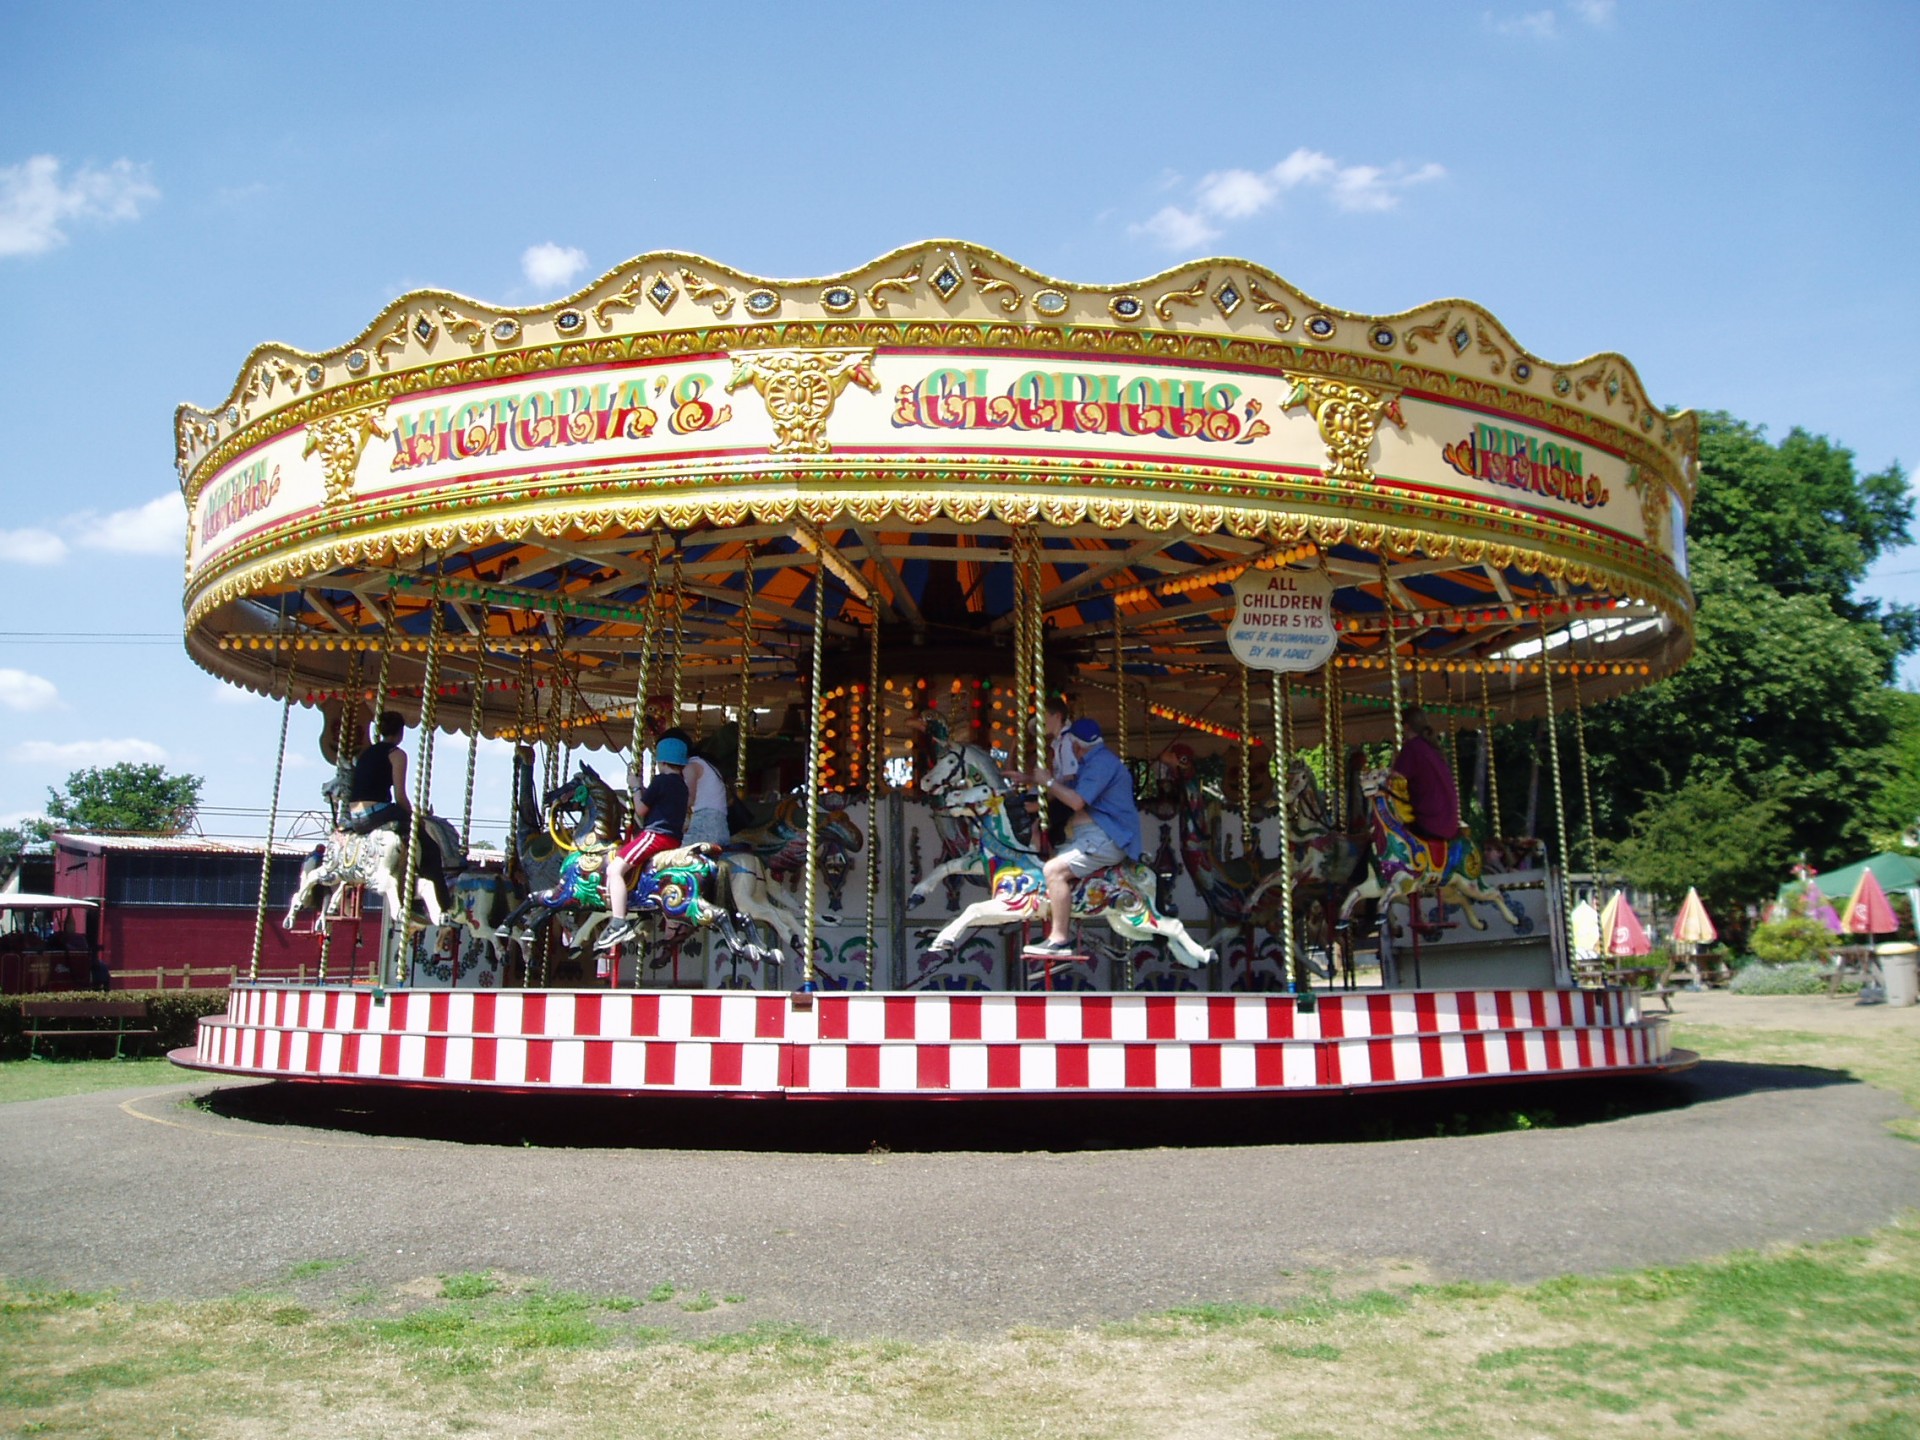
xmin=174 ymin=242 xmax=1696 ymax=758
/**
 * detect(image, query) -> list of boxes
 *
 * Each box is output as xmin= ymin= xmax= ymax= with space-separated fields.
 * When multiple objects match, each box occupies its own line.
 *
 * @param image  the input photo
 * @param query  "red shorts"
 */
xmin=618 ymin=830 xmax=680 ymax=869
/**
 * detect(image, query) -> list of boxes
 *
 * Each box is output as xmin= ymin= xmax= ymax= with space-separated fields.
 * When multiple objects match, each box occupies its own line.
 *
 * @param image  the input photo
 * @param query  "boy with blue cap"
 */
xmin=599 ymin=731 xmax=692 ymax=948
xmin=1027 ymin=717 xmax=1140 ymax=958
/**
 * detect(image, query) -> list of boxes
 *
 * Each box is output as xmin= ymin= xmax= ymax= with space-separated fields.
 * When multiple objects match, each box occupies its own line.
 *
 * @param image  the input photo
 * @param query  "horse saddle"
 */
xmin=644 ymin=843 xmax=719 ymax=873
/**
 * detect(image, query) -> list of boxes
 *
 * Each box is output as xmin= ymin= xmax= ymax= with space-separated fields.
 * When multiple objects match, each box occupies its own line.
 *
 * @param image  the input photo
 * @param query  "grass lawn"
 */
xmin=2 ymin=995 xmax=1916 ymax=1438
xmin=0 ymin=1058 xmax=181 ymax=1105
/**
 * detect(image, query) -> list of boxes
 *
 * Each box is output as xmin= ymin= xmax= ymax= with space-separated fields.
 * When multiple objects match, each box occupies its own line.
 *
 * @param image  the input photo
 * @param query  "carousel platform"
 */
xmin=173 ymin=983 xmax=1689 ymax=1100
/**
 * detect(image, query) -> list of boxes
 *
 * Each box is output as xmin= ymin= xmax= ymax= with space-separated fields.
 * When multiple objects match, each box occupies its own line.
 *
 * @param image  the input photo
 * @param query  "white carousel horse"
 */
xmin=918 ymin=729 xmax=1214 ymax=968
xmin=906 ymin=723 xmax=1003 ymax=907
xmin=1337 ymin=768 xmax=1521 ymax=932
xmin=282 ymin=822 xmax=449 ymax=934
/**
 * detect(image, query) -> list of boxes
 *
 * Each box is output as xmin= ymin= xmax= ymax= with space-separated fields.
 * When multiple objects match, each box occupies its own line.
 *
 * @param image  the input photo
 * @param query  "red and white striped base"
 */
xmin=176 ymin=984 xmax=1684 ymax=1098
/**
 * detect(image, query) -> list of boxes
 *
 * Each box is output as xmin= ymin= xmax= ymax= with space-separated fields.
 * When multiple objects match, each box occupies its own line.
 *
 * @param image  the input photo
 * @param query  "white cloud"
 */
xmin=1133 ymin=146 xmax=1447 ymax=250
xmin=1129 ymin=205 xmax=1220 ymax=252
xmin=72 ymin=492 xmax=185 ymax=555
xmin=0 ymin=528 xmax=69 ymax=565
xmin=10 ymin=738 xmax=168 ymax=766
xmin=522 ymin=242 xmax=588 ymax=290
xmin=1569 ymin=0 xmax=1616 ymax=24
xmin=1488 ymin=9 xmax=1558 ymax=38
xmin=0 ymin=155 xmax=159 ymax=259
xmin=0 ymin=669 xmax=59 ymax=712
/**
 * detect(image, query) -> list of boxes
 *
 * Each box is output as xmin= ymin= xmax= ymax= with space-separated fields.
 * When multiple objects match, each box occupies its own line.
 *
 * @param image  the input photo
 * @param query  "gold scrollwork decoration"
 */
xmin=1283 ymin=377 xmax=1405 ymax=484
xmin=967 ymin=260 xmax=1023 ymax=313
xmin=437 ymin=306 xmax=488 ymax=349
xmin=679 ymin=269 xmax=735 ymax=318
xmin=373 ymin=318 xmax=409 ymax=370
xmin=1403 ymin=312 xmax=1450 ymax=355
xmin=1245 ymin=279 xmax=1295 ymax=333
xmin=1474 ymin=322 xmax=1507 ymax=375
xmin=1153 ymin=273 xmax=1208 ymax=323
xmin=1575 ymin=364 xmax=1611 ymax=401
xmin=864 ymin=262 xmax=922 ymax=313
xmin=301 ymin=405 xmax=391 ymax=508
xmin=593 ymin=274 xmax=650 ymax=329
xmin=726 ymin=348 xmax=880 ymax=455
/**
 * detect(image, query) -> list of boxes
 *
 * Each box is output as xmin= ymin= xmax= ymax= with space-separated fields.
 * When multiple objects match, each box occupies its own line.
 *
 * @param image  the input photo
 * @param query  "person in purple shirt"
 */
xmin=1392 ymin=707 xmax=1461 ymax=842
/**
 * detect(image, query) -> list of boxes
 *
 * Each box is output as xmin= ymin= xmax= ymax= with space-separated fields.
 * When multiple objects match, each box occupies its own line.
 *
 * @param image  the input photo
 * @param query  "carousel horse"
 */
xmin=1158 ymin=743 xmax=1287 ymax=936
xmin=495 ymin=762 xmax=779 ymax=969
xmin=918 ymin=729 xmax=1214 ymax=968
xmin=1336 ymin=768 xmax=1521 ymax=932
xmin=282 ymin=812 xmax=459 ymax=934
xmin=906 ymin=716 xmax=1001 ymax=907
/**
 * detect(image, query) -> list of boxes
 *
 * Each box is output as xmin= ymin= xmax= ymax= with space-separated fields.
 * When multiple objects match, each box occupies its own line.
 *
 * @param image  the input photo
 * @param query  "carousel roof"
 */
xmin=174 ymin=243 xmax=1696 ymax=754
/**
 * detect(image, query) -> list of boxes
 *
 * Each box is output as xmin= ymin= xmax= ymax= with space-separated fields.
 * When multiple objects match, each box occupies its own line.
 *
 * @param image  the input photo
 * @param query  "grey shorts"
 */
xmin=1055 ymin=824 xmax=1127 ymax=878
xmin=684 ymin=809 xmax=731 ymax=847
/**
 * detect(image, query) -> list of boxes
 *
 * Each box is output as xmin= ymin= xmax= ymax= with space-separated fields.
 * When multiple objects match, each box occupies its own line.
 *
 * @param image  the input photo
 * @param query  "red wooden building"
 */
xmin=50 ymin=834 xmax=380 ymax=989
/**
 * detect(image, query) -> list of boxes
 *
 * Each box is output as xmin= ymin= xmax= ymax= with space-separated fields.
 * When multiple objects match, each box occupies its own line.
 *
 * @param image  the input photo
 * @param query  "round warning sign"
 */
xmin=1227 ymin=568 xmax=1336 ymax=672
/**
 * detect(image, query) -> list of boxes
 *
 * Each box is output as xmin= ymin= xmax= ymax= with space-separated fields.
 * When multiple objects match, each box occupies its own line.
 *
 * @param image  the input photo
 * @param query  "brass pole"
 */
xmin=248 ymin=595 xmax=293 ymax=982
xmin=394 ymin=573 xmax=446 ymax=985
xmin=802 ymin=559 xmax=829 ymax=989
xmin=864 ymin=599 xmax=882 ymax=987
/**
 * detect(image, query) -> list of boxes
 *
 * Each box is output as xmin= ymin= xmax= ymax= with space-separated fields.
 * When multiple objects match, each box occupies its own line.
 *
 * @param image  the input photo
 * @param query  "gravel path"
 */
xmin=2 ymin=1008 xmax=1914 ymax=1340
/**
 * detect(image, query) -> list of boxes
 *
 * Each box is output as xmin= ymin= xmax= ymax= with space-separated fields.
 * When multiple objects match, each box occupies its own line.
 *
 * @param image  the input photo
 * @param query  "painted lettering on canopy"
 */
xmin=1442 ymin=424 xmax=1609 ymax=509
xmin=386 ymin=374 xmax=731 ymax=472
xmin=892 ymin=368 xmax=1269 ymax=445
xmin=201 ymin=457 xmax=281 ymax=544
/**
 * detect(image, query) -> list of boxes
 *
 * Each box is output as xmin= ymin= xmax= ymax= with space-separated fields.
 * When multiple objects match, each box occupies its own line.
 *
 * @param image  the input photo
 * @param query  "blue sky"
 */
xmin=2 ymin=0 xmax=1916 ymax=846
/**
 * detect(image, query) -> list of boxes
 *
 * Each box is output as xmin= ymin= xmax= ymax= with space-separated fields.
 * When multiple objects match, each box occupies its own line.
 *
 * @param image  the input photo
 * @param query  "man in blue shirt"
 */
xmin=1027 ymin=718 xmax=1140 ymax=957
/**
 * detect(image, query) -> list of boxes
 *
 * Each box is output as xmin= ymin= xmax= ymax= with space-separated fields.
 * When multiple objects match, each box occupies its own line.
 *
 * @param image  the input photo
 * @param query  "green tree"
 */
xmin=0 ymin=817 xmax=52 ymax=867
xmin=1607 ymin=774 xmax=1792 ymax=938
xmin=45 ymin=764 xmax=203 ymax=835
xmin=1689 ymin=411 xmax=1914 ymax=652
xmin=1581 ymin=542 xmax=1896 ymax=864
xmin=1868 ymin=689 xmax=1920 ymax=853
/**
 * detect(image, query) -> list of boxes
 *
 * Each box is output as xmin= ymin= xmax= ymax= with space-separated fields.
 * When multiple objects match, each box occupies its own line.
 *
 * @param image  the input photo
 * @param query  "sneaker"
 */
xmin=1023 ymin=937 xmax=1074 ymax=957
xmin=596 ymin=917 xmax=637 ymax=949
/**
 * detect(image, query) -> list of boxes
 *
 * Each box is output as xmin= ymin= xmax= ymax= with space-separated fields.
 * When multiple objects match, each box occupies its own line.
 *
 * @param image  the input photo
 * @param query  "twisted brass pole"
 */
xmin=248 ymin=595 xmax=293 ymax=982
xmin=802 ymin=560 xmax=829 ymax=989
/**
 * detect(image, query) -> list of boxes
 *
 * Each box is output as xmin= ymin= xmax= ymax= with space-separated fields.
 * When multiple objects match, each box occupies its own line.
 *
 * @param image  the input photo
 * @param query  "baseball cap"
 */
xmin=655 ymin=736 xmax=690 ymax=766
xmin=1067 ymin=718 xmax=1103 ymax=744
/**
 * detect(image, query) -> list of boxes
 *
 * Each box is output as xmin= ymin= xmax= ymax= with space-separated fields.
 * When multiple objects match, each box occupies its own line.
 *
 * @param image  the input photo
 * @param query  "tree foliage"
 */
xmin=44 ymin=764 xmax=203 ymax=835
xmin=1689 ymin=411 xmax=1915 ymax=656
xmin=1607 ymin=774 xmax=1792 ymax=932
xmin=0 ymin=818 xmax=52 ymax=867
xmin=1580 ymin=410 xmax=1916 ymax=888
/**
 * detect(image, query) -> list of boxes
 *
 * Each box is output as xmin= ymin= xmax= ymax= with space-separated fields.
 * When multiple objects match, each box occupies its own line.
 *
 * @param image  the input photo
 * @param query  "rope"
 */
xmin=864 ymin=599 xmax=881 ymax=987
xmin=317 ymin=647 xmax=365 ymax=982
xmin=737 ymin=547 xmax=755 ymax=791
xmin=1381 ymin=563 xmax=1404 ymax=757
xmin=1570 ymin=659 xmax=1599 ymax=877
xmin=1273 ymin=671 xmax=1294 ymax=987
xmin=668 ymin=538 xmax=687 ymax=733
xmin=1539 ymin=616 xmax=1576 ymax=954
xmin=1028 ymin=530 xmax=1046 ymax=781
xmin=248 ymin=595 xmax=294 ymax=981
xmin=395 ymin=573 xmax=446 ymax=984
xmin=629 ymin=533 xmax=662 ymax=758
xmin=1238 ymin=661 xmax=1253 ymax=860
xmin=1011 ymin=530 xmax=1029 ymax=773
xmin=1481 ymin=665 xmax=1502 ymax=842
xmin=802 ymin=560 xmax=829 ymax=988
xmin=460 ymin=666 xmax=484 ymax=852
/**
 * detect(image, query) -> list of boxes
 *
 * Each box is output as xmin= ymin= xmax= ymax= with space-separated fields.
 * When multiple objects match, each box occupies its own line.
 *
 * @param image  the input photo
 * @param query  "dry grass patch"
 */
xmin=5 ymin=1226 xmax=1919 ymax=1438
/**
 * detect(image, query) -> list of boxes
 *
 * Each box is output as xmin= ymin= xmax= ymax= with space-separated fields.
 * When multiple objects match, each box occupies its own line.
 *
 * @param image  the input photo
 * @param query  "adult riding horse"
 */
xmin=1337 ymin=768 xmax=1521 ymax=932
xmin=918 ymin=728 xmax=1214 ymax=969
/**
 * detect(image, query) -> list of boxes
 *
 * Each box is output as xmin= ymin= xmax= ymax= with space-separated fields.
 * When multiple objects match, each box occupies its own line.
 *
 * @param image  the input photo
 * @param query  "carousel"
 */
xmin=170 ymin=241 xmax=1696 ymax=1100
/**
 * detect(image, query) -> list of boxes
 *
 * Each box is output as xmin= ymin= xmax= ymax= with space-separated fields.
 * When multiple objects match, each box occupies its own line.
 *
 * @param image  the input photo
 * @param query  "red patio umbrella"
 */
xmin=1844 ymin=869 xmax=1900 ymax=938
xmin=1598 ymin=891 xmax=1651 ymax=957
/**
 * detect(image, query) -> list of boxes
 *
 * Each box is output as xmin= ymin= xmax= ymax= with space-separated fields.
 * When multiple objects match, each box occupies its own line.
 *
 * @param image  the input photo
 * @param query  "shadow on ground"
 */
xmin=194 ymin=1057 xmax=1856 ymax=1154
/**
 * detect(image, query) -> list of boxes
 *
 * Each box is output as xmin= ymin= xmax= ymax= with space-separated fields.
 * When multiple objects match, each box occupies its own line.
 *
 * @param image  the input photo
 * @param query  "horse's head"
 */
xmin=1158 ymin=743 xmax=1198 ymax=786
xmin=544 ymin=763 xmax=624 ymax=849
xmin=819 ymin=793 xmax=866 ymax=853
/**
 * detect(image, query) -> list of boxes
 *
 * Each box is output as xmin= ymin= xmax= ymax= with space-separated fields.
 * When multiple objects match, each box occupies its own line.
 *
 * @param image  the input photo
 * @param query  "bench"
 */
xmin=21 ymin=1000 xmax=156 ymax=1060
